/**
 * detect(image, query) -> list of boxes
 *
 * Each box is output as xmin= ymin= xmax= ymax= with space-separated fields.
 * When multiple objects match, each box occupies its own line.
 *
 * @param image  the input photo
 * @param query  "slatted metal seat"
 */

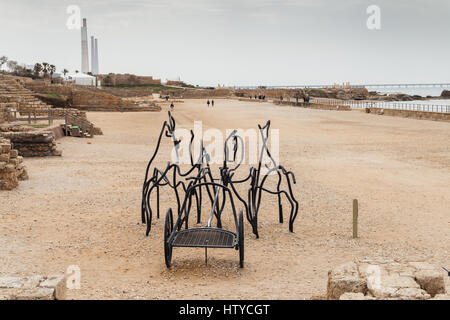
xmin=164 ymin=182 xmax=244 ymax=268
xmin=172 ymin=228 xmax=237 ymax=248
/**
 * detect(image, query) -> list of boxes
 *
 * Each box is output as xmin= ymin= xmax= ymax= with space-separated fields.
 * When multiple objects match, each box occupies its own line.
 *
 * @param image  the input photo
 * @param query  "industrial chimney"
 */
xmin=81 ymin=18 xmax=89 ymax=74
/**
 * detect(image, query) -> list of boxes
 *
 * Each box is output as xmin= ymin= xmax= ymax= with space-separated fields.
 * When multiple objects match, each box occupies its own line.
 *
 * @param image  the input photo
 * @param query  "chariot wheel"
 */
xmin=164 ymin=208 xmax=174 ymax=268
xmin=238 ymin=210 xmax=244 ymax=268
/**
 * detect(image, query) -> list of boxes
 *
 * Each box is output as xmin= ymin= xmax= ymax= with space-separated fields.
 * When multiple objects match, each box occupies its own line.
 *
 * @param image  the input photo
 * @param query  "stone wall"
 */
xmin=0 ymin=275 xmax=66 ymax=300
xmin=234 ymin=88 xmax=305 ymax=100
xmin=323 ymin=259 xmax=449 ymax=300
xmin=0 ymin=137 xmax=28 ymax=190
xmin=0 ymin=105 xmax=9 ymax=123
xmin=50 ymin=108 xmax=87 ymax=119
xmin=234 ymin=87 xmax=369 ymax=100
xmin=0 ymin=125 xmax=34 ymax=133
xmin=24 ymin=82 xmax=73 ymax=96
xmin=0 ymin=132 xmax=62 ymax=157
xmin=366 ymin=108 xmax=450 ymax=122
xmin=0 ymin=75 xmax=51 ymax=112
xmin=26 ymin=82 xmax=161 ymax=112
xmin=99 ymin=73 xmax=162 ymax=86
xmin=161 ymin=88 xmax=233 ymax=99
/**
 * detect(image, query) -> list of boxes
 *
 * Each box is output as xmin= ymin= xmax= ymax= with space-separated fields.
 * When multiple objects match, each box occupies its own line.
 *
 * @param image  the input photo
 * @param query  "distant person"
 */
xmin=170 ymin=102 xmax=174 ymax=110
xmin=211 ymin=100 xmax=214 ymax=107
xmin=165 ymin=96 xmax=169 ymax=102
xmin=207 ymin=100 xmax=210 ymax=107
xmin=254 ymin=95 xmax=257 ymax=99
xmin=306 ymin=96 xmax=310 ymax=103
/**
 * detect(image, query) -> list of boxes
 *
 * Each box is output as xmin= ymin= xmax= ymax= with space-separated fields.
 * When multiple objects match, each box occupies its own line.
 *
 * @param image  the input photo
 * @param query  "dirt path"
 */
xmin=1 ymin=99 xmax=449 ymax=299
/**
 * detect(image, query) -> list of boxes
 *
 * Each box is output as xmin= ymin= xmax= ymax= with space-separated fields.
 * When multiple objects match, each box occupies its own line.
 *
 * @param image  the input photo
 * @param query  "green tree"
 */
xmin=42 ymin=62 xmax=49 ymax=78
xmin=48 ymin=64 xmax=56 ymax=78
xmin=33 ymin=63 xmax=43 ymax=77
xmin=62 ymin=69 xmax=69 ymax=76
xmin=0 ymin=56 xmax=8 ymax=71
xmin=6 ymin=60 xmax=17 ymax=72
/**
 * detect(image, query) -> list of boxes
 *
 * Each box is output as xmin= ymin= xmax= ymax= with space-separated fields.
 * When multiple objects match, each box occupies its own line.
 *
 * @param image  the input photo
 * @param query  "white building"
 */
xmin=65 ymin=73 xmax=96 ymax=86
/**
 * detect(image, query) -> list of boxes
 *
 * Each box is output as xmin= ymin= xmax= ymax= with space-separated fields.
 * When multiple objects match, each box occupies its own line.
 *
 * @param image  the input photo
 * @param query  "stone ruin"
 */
xmin=323 ymin=258 xmax=449 ymax=300
xmin=25 ymin=81 xmax=161 ymax=112
xmin=0 ymin=75 xmax=51 ymax=113
xmin=0 ymin=137 xmax=28 ymax=190
xmin=0 ymin=131 xmax=61 ymax=157
xmin=0 ymin=274 xmax=66 ymax=300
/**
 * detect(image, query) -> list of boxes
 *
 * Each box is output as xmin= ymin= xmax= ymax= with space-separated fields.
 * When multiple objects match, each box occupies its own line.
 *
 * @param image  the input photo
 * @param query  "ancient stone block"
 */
xmin=339 ymin=293 xmax=375 ymax=300
xmin=414 ymin=269 xmax=446 ymax=297
xmin=0 ymin=274 xmax=65 ymax=300
xmin=322 ymin=260 xmax=447 ymax=300
xmin=0 ymin=153 xmax=9 ymax=162
xmin=13 ymin=287 xmax=55 ymax=300
xmin=431 ymin=294 xmax=450 ymax=300
xmin=1 ymin=143 xmax=11 ymax=153
xmin=9 ymin=149 xmax=18 ymax=158
xmin=327 ymin=262 xmax=367 ymax=299
xmin=39 ymin=275 xmax=66 ymax=300
xmin=394 ymin=288 xmax=430 ymax=300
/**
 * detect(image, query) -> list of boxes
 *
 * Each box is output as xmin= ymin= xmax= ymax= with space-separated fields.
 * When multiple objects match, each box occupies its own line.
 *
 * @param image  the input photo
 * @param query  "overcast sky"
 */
xmin=1 ymin=0 xmax=449 ymax=86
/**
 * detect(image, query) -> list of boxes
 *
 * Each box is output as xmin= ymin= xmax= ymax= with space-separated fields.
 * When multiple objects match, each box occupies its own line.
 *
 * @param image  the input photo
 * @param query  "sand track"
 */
xmin=1 ymin=99 xmax=449 ymax=299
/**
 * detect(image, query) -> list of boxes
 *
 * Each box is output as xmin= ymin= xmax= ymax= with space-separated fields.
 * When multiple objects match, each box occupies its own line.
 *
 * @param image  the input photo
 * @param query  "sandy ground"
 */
xmin=1 ymin=99 xmax=449 ymax=299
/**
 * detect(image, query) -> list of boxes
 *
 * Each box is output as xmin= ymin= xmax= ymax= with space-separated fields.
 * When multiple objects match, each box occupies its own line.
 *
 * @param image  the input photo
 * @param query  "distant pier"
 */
xmin=236 ymin=83 xmax=450 ymax=89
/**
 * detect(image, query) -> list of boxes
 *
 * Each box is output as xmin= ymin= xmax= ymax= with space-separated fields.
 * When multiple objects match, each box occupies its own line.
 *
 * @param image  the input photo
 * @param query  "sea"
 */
xmin=367 ymin=87 xmax=450 ymax=113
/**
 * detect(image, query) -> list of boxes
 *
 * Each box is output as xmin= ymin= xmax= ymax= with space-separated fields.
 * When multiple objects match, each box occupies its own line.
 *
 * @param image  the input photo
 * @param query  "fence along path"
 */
xmin=309 ymin=97 xmax=450 ymax=114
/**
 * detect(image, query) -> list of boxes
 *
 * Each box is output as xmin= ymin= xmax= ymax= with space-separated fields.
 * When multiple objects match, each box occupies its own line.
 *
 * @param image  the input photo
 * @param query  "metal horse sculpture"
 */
xmin=141 ymin=114 xmax=299 ymax=240
xmin=246 ymin=120 xmax=299 ymax=238
xmin=141 ymin=111 xmax=209 ymax=235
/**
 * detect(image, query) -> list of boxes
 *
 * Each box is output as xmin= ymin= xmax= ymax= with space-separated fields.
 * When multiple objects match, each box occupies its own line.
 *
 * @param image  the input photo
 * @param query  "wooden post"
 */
xmin=353 ymin=199 xmax=358 ymax=238
xmin=48 ymin=109 xmax=53 ymax=125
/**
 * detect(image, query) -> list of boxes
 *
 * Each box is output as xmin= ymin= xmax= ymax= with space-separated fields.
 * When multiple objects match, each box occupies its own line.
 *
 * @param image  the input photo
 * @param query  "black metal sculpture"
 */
xmin=247 ymin=120 xmax=299 ymax=238
xmin=141 ymin=113 xmax=299 ymax=252
xmin=443 ymin=267 xmax=450 ymax=277
xmin=141 ymin=111 xmax=211 ymax=236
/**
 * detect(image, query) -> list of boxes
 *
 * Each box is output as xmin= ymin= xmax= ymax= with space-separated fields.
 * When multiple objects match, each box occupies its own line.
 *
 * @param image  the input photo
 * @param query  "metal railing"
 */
xmin=309 ymin=97 xmax=450 ymax=114
xmin=6 ymin=108 xmax=54 ymax=125
xmin=64 ymin=113 xmax=94 ymax=138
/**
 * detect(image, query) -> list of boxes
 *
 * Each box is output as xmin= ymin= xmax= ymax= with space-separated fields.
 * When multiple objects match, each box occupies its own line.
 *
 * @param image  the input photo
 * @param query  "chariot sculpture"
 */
xmin=141 ymin=112 xmax=299 ymax=268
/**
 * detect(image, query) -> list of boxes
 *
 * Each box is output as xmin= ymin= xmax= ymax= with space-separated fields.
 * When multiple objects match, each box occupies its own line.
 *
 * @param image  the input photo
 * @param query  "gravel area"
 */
xmin=1 ymin=99 xmax=449 ymax=299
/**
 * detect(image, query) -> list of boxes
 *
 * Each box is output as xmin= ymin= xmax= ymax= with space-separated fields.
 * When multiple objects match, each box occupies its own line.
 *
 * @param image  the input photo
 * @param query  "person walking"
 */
xmin=170 ymin=102 xmax=175 ymax=111
xmin=207 ymin=100 xmax=210 ymax=107
xmin=211 ymin=100 xmax=214 ymax=107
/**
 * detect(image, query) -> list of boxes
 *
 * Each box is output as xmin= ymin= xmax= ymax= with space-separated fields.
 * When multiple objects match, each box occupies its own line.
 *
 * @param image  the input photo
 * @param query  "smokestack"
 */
xmin=94 ymin=38 xmax=99 ymax=75
xmin=91 ymin=36 xmax=95 ymax=74
xmin=81 ymin=18 xmax=89 ymax=74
